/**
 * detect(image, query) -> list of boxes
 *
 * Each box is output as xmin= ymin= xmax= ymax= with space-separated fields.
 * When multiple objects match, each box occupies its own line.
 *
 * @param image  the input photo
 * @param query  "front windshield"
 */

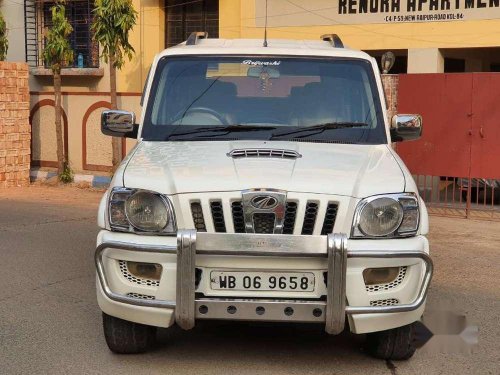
xmin=142 ymin=56 xmax=387 ymax=144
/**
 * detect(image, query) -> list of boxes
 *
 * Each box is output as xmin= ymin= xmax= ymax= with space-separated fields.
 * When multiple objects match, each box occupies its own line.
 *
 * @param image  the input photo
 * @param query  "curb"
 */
xmin=30 ymin=169 xmax=111 ymax=188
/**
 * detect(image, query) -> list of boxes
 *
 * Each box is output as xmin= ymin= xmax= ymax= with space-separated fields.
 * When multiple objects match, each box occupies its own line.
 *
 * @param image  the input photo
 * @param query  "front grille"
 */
xmin=321 ymin=203 xmax=339 ymax=235
xmin=253 ymin=213 xmax=275 ymax=234
xmin=301 ymin=202 xmax=319 ymax=235
xmin=210 ymin=201 xmax=226 ymax=232
xmin=191 ymin=198 xmax=339 ymax=235
xmin=283 ymin=202 xmax=297 ymax=234
xmin=191 ymin=202 xmax=206 ymax=232
xmin=231 ymin=201 xmax=246 ymax=233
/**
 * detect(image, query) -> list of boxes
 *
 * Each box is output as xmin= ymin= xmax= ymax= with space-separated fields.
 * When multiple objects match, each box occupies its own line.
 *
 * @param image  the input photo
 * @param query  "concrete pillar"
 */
xmin=407 ymin=48 xmax=444 ymax=73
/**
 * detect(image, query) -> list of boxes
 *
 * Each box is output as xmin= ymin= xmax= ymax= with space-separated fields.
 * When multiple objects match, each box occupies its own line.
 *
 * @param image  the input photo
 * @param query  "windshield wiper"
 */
xmin=270 ymin=122 xmax=368 ymax=139
xmin=166 ymin=125 xmax=277 ymax=140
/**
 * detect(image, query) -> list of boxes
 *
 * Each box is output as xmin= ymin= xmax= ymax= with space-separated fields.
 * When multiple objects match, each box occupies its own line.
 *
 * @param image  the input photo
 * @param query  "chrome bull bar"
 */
xmin=95 ymin=230 xmax=433 ymax=335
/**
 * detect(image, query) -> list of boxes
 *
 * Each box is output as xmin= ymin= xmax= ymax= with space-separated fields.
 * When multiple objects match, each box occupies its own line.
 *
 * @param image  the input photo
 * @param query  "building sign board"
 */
xmin=255 ymin=0 xmax=500 ymax=25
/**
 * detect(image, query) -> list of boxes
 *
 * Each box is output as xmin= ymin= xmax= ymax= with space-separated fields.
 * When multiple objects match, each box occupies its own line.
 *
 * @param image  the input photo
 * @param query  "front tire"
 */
xmin=102 ymin=313 xmax=157 ymax=354
xmin=365 ymin=322 xmax=417 ymax=360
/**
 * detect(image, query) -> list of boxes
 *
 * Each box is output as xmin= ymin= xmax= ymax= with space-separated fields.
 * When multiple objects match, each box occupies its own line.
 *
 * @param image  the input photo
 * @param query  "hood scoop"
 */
xmin=227 ymin=148 xmax=302 ymax=160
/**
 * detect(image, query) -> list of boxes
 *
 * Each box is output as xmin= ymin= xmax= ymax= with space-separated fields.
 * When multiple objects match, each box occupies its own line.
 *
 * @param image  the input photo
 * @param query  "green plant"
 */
xmin=92 ymin=0 xmax=137 ymax=169
xmin=42 ymin=2 xmax=73 ymax=176
xmin=0 ymin=11 xmax=8 ymax=61
xmin=59 ymin=163 xmax=74 ymax=184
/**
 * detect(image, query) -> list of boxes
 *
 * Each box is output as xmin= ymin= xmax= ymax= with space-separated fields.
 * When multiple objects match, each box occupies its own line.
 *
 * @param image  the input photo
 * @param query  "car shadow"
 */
xmin=151 ymin=321 xmax=371 ymax=362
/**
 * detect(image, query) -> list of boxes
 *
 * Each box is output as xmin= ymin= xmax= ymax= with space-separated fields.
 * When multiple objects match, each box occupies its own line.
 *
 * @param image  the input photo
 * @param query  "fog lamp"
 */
xmin=127 ymin=262 xmax=162 ymax=281
xmin=363 ymin=267 xmax=399 ymax=285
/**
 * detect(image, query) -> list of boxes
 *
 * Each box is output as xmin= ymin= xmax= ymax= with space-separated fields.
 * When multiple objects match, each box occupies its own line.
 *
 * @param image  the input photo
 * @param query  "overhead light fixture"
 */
xmin=381 ymin=51 xmax=396 ymax=74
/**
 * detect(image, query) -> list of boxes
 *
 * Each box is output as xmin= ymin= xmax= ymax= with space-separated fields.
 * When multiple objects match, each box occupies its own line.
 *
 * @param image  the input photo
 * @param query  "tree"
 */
xmin=42 ymin=2 xmax=73 ymax=180
xmin=92 ymin=0 xmax=137 ymax=169
xmin=0 ymin=10 xmax=8 ymax=61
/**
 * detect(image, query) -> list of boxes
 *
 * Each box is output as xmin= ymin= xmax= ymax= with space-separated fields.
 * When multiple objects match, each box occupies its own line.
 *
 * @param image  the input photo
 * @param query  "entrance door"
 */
xmin=165 ymin=0 xmax=219 ymax=48
xmin=470 ymin=73 xmax=500 ymax=180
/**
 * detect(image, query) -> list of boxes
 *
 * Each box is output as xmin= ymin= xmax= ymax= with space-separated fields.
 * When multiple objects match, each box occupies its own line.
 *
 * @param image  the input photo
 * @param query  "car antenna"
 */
xmin=263 ymin=0 xmax=268 ymax=47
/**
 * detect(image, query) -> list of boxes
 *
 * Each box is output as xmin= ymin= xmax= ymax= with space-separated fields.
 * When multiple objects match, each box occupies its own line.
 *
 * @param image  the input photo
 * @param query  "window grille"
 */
xmin=165 ymin=0 xmax=219 ymax=48
xmin=24 ymin=0 xmax=99 ymax=68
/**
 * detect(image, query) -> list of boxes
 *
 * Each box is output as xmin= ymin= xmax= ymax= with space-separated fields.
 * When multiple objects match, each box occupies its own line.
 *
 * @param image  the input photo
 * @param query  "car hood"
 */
xmin=122 ymin=141 xmax=406 ymax=198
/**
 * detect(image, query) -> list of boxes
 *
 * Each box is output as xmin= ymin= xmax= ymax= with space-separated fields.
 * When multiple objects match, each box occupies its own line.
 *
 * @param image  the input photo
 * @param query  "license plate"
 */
xmin=210 ymin=271 xmax=315 ymax=292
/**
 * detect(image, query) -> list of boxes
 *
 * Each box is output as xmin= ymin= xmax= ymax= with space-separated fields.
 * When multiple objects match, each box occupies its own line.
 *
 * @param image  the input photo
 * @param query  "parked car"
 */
xmin=95 ymin=33 xmax=432 ymax=360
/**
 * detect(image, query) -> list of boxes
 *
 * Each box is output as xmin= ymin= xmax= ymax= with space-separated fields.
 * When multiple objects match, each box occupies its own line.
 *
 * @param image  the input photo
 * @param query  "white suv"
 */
xmin=96 ymin=33 xmax=432 ymax=360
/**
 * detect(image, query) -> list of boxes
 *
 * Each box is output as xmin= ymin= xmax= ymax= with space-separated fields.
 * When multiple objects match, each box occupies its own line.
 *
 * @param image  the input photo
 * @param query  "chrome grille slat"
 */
xmin=222 ymin=200 xmax=236 ymax=233
xmin=228 ymin=148 xmax=302 ymax=160
xmin=293 ymin=200 xmax=307 ymax=235
xmin=200 ymin=200 xmax=215 ymax=232
xmin=313 ymin=201 xmax=327 ymax=235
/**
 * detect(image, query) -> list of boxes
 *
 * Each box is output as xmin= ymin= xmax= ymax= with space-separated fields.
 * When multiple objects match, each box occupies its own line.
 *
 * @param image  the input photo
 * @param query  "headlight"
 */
xmin=352 ymin=194 xmax=419 ymax=238
xmin=108 ymin=188 xmax=176 ymax=234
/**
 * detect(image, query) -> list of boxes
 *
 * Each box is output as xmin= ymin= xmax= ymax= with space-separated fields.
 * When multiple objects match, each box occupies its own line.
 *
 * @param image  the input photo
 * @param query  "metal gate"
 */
xmin=397 ymin=73 xmax=500 ymax=220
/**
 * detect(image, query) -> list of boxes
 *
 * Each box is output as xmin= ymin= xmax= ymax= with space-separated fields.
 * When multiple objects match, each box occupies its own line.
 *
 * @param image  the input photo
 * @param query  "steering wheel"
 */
xmin=174 ymin=106 xmax=228 ymax=126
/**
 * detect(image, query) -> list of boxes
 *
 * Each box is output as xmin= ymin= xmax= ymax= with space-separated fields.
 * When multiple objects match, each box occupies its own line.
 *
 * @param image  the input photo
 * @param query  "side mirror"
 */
xmin=101 ymin=110 xmax=138 ymax=138
xmin=391 ymin=114 xmax=422 ymax=142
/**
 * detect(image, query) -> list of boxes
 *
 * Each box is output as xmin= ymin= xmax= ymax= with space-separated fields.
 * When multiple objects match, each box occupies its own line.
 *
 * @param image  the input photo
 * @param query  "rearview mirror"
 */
xmin=101 ymin=110 xmax=138 ymax=138
xmin=391 ymin=114 xmax=422 ymax=142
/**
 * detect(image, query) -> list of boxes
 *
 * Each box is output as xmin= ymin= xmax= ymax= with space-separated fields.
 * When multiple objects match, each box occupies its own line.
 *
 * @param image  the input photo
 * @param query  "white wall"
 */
xmin=0 ymin=1 xmax=25 ymax=62
xmin=407 ymin=49 xmax=444 ymax=74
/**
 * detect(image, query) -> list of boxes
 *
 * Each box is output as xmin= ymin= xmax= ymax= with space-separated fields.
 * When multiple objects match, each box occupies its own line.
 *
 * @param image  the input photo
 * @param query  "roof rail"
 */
xmin=320 ymin=34 xmax=344 ymax=48
xmin=186 ymin=31 xmax=208 ymax=46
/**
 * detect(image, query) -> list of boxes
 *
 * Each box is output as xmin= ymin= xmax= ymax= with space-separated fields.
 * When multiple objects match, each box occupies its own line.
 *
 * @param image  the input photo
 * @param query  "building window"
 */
xmin=165 ymin=0 xmax=219 ymax=48
xmin=24 ymin=0 xmax=99 ymax=68
xmin=444 ymin=58 xmax=466 ymax=73
xmin=491 ymin=63 xmax=500 ymax=72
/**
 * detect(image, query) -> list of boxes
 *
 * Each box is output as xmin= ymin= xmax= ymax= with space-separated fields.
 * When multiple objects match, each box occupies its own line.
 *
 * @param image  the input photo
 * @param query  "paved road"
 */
xmin=0 ymin=186 xmax=498 ymax=375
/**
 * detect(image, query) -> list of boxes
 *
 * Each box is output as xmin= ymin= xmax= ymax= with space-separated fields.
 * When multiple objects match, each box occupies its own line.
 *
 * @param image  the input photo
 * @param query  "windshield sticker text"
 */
xmin=242 ymin=60 xmax=281 ymax=66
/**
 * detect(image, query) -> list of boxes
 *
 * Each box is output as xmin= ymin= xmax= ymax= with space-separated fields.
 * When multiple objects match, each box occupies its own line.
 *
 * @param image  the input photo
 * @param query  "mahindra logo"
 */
xmin=250 ymin=195 xmax=278 ymax=210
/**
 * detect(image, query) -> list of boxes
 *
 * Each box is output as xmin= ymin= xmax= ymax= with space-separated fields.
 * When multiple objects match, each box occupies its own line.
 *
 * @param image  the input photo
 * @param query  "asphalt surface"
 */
xmin=0 ymin=186 xmax=498 ymax=375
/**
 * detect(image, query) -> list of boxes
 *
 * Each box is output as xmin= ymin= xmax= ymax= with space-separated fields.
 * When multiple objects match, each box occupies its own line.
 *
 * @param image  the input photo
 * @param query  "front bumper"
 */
xmin=95 ymin=230 xmax=433 ymax=334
